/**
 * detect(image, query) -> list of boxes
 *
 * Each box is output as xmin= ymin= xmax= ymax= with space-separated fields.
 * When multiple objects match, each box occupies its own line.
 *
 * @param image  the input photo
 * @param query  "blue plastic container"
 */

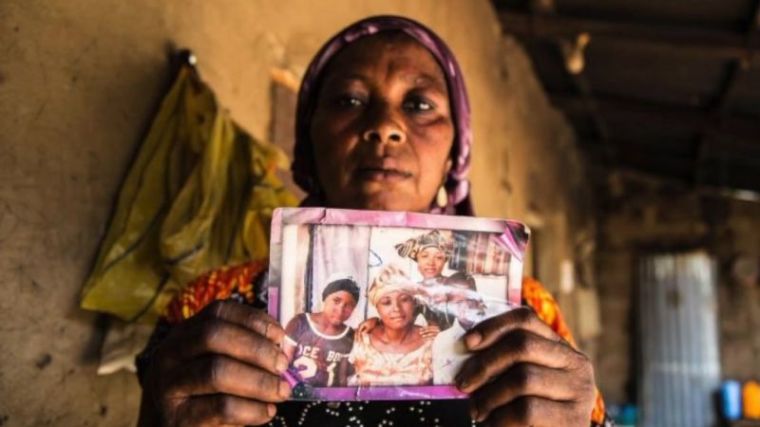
xmin=721 ymin=380 xmax=743 ymax=421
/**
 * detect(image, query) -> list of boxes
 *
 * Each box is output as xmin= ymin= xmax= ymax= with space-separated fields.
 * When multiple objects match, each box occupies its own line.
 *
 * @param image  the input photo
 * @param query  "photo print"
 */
xmin=268 ymin=208 xmax=530 ymax=401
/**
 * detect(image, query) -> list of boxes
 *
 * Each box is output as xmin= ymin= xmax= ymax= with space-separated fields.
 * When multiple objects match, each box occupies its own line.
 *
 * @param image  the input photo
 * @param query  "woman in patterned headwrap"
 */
xmin=349 ymin=265 xmax=433 ymax=386
xmin=137 ymin=15 xmax=611 ymax=427
xmin=395 ymin=230 xmax=453 ymax=282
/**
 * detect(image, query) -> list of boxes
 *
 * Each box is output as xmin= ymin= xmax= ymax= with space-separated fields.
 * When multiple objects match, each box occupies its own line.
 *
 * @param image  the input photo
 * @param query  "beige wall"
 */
xmin=0 ymin=1 xmax=593 ymax=425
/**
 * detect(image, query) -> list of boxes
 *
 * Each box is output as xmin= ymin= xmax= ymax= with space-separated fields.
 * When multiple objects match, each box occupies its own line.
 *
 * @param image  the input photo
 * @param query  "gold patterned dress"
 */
xmin=348 ymin=324 xmax=433 ymax=386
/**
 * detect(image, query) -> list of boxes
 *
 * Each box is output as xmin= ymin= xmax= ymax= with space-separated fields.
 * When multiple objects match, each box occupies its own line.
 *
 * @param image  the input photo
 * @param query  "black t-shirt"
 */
xmin=284 ymin=313 xmax=354 ymax=387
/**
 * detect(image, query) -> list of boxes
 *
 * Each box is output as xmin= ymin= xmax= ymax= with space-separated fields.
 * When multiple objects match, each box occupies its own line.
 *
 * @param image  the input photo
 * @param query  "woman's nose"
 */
xmin=362 ymin=104 xmax=406 ymax=147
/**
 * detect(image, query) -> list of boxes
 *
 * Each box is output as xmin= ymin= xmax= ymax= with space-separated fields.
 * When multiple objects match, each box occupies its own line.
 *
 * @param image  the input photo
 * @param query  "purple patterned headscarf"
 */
xmin=292 ymin=15 xmax=473 ymax=216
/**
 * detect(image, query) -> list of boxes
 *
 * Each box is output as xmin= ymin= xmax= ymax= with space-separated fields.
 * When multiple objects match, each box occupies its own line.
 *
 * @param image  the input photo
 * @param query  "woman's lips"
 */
xmin=356 ymin=167 xmax=412 ymax=182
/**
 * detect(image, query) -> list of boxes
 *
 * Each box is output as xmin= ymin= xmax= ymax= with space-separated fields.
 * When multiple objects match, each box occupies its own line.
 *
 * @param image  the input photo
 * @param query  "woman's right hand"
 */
xmin=139 ymin=300 xmax=292 ymax=426
xmin=357 ymin=317 xmax=379 ymax=335
xmin=419 ymin=325 xmax=441 ymax=340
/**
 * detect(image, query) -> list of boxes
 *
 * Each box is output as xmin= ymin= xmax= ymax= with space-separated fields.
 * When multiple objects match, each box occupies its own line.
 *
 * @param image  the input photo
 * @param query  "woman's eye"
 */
xmin=336 ymin=95 xmax=365 ymax=108
xmin=403 ymin=97 xmax=434 ymax=113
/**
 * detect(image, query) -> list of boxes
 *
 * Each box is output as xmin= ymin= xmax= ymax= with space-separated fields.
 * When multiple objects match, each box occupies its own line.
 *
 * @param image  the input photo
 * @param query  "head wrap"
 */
xmin=322 ymin=273 xmax=360 ymax=302
xmin=293 ymin=15 xmax=473 ymax=215
xmin=368 ymin=265 xmax=420 ymax=306
xmin=394 ymin=230 xmax=453 ymax=261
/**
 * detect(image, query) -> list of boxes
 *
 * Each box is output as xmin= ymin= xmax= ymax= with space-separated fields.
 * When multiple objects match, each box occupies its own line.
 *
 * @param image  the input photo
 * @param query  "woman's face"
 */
xmin=375 ymin=290 xmax=416 ymax=330
xmin=416 ymin=246 xmax=446 ymax=279
xmin=322 ymin=290 xmax=357 ymax=327
xmin=310 ymin=33 xmax=454 ymax=212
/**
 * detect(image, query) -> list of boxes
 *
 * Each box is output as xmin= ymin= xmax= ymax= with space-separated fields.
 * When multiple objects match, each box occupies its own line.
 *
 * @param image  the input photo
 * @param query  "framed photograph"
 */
xmin=268 ymin=208 xmax=530 ymax=401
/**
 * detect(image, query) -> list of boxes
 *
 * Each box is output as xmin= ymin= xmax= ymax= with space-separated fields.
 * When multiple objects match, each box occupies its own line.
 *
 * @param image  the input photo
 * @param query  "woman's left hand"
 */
xmin=456 ymin=307 xmax=596 ymax=427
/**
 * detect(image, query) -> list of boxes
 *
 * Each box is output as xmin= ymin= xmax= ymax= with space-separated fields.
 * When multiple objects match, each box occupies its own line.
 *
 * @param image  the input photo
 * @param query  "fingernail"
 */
xmin=276 ymin=355 xmax=288 ymax=374
xmin=267 ymin=403 xmax=277 ymax=417
xmin=469 ymin=406 xmax=479 ymax=422
xmin=456 ymin=376 xmax=469 ymax=391
xmin=465 ymin=331 xmax=482 ymax=349
xmin=278 ymin=380 xmax=292 ymax=399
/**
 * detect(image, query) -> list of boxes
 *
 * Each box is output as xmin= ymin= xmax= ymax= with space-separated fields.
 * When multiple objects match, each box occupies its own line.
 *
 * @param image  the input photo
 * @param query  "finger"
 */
xmin=163 ymin=317 xmax=289 ymax=376
xmin=456 ymin=329 xmax=580 ymax=393
xmin=464 ymin=307 xmax=558 ymax=351
xmin=420 ymin=331 xmax=438 ymax=340
xmin=203 ymin=300 xmax=285 ymax=344
xmin=470 ymin=363 xmax=578 ymax=422
xmin=203 ymin=319 xmax=289 ymax=375
xmin=419 ymin=327 xmax=439 ymax=337
xmin=177 ymin=394 xmax=277 ymax=426
xmin=482 ymin=396 xmax=585 ymax=427
xmin=165 ymin=354 xmax=291 ymax=403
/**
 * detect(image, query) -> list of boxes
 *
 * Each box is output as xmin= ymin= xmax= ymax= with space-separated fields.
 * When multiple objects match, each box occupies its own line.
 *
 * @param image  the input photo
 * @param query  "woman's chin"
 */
xmin=327 ymin=182 xmax=432 ymax=211
xmin=329 ymin=320 xmax=346 ymax=328
xmin=383 ymin=318 xmax=411 ymax=329
xmin=355 ymin=190 xmax=428 ymax=212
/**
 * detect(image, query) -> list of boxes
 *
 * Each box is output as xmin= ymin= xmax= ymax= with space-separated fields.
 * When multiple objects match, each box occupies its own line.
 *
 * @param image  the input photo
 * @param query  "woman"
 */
xmin=137 ymin=16 xmax=609 ymax=427
xmin=349 ymin=265 xmax=433 ymax=386
xmin=397 ymin=229 xmax=452 ymax=282
xmin=396 ymin=230 xmax=452 ymax=282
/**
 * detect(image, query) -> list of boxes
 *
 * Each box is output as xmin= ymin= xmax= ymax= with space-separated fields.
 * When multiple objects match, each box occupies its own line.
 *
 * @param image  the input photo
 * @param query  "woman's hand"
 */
xmin=357 ymin=317 xmax=379 ymax=335
xmin=456 ymin=307 xmax=596 ymax=427
xmin=419 ymin=325 xmax=441 ymax=340
xmin=139 ymin=300 xmax=292 ymax=426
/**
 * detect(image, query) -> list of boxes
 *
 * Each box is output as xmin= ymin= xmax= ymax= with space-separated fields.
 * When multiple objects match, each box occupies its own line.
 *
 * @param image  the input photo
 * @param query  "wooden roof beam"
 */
xmin=579 ymin=137 xmax=760 ymax=161
xmin=498 ymin=11 xmax=758 ymax=62
xmin=550 ymin=93 xmax=760 ymax=142
xmin=612 ymin=167 xmax=760 ymax=202
xmin=694 ymin=0 xmax=760 ymax=185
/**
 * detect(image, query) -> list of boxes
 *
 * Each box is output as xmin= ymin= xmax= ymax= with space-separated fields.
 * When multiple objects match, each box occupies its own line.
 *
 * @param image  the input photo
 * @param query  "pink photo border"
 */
xmin=268 ymin=207 xmax=529 ymax=401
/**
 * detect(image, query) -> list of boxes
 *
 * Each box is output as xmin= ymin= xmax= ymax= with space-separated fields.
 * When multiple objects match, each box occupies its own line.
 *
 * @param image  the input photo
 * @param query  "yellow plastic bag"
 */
xmin=80 ymin=65 xmax=297 ymax=322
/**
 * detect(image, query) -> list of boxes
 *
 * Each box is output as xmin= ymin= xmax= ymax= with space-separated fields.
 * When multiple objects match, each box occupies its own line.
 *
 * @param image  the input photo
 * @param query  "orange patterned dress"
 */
xmin=522 ymin=277 xmax=607 ymax=425
xmin=158 ymin=262 xmax=609 ymax=426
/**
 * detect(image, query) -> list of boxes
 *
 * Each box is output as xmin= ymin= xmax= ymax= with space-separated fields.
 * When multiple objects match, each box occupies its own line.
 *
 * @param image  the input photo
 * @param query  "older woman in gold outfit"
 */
xmin=349 ymin=265 xmax=433 ymax=386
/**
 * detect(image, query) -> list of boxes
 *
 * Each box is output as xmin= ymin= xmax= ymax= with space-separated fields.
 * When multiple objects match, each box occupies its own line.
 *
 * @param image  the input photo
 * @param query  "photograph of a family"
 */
xmin=268 ymin=208 xmax=528 ymax=400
